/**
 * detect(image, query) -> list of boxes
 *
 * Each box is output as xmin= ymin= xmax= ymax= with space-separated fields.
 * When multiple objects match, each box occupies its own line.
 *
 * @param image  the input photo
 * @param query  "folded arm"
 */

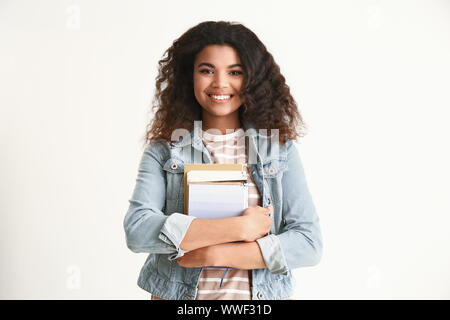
xmin=177 ymin=241 xmax=267 ymax=270
xmin=124 ymin=142 xmax=266 ymax=260
xmin=179 ymin=141 xmax=323 ymax=273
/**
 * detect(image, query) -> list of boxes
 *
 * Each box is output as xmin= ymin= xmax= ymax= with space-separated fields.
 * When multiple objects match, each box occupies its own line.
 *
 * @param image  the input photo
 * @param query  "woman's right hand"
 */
xmin=240 ymin=206 xmax=273 ymax=242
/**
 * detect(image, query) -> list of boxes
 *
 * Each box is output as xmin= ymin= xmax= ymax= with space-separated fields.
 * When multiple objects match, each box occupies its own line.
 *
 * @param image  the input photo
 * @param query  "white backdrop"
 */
xmin=1 ymin=0 xmax=449 ymax=299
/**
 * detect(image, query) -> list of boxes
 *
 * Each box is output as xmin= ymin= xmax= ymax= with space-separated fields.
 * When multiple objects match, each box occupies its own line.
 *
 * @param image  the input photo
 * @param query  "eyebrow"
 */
xmin=197 ymin=62 xmax=243 ymax=69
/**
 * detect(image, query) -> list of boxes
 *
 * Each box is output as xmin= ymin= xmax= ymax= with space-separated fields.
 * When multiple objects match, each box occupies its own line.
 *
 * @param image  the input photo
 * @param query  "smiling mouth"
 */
xmin=207 ymin=94 xmax=234 ymax=102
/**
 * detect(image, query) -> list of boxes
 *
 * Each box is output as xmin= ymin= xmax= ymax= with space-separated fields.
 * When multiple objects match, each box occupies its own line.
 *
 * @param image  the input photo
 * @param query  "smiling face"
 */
xmin=193 ymin=45 xmax=244 ymax=123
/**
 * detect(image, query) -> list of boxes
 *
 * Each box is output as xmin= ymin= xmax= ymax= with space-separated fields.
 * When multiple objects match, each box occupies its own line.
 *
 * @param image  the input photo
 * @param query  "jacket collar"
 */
xmin=170 ymin=120 xmax=285 ymax=164
xmin=171 ymin=120 xmax=259 ymax=148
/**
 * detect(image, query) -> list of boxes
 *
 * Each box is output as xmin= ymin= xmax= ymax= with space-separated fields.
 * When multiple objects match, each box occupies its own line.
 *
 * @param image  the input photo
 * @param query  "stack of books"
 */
xmin=184 ymin=164 xmax=248 ymax=219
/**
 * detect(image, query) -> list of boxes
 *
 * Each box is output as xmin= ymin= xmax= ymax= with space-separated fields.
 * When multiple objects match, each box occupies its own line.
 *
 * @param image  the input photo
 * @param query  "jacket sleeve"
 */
xmin=123 ymin=142 xmax=196 ymax=260
xmin=256 ymin=140 xmax=323 ymax=275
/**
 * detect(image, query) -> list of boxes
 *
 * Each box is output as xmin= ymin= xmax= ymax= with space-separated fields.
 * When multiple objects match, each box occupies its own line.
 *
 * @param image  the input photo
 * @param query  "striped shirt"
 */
xmin=195 ymin=128 xmax=261 ymax=300
xmin=151 ymin=128 xmax=261 ymax=300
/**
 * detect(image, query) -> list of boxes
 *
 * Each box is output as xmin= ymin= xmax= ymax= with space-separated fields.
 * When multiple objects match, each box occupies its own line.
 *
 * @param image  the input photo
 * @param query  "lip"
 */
xmin=207 ymin=92 xmax=234 ymax=95
xmin=207 ymin=93 xmax=234 ymax=103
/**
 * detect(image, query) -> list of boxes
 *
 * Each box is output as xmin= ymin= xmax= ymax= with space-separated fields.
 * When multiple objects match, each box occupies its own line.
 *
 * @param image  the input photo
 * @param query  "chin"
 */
xmin=211 ymin=110 xmax=240 ymax=118
xmin=203 ymin=105 xmax=240 ymax=117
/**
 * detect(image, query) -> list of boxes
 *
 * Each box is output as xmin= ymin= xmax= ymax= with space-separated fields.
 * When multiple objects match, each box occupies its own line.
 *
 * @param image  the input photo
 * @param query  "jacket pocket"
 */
xmin=163 ymin=158 xmax=185 ymax=201
xmin=155 ymin=253 xmax=174 ymax=280
xmin=262 ymin=159 xmax=287 ymax=178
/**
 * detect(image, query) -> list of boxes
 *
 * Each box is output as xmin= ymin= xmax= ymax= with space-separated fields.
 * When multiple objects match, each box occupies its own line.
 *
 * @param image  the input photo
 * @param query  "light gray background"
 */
xmin=1 ymin=0 xmax=449 ymax=299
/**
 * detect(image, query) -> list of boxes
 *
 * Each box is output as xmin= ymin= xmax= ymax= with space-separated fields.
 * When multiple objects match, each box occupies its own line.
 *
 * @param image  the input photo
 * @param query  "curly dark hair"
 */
xmin=144 ymin=21 xmax=307 ymax=146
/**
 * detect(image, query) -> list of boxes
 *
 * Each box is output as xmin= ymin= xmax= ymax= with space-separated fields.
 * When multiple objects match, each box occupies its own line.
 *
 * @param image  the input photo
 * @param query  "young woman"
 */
xmin=124 ymin=21 xmax=323 ymax=300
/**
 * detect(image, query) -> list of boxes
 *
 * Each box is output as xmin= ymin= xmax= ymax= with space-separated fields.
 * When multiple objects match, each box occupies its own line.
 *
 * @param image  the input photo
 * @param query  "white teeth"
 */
xmin=210 ymin=95 xmax=231 ymax=100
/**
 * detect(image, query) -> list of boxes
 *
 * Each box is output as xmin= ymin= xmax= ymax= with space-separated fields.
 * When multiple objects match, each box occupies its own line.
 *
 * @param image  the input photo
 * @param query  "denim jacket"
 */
xmin=123 ymin=121 xmax=323 ymax=300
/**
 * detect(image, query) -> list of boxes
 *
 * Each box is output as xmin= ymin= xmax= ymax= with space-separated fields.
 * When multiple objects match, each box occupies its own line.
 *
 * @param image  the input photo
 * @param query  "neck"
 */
xmin=201 ymin=110 xmax=242 ymax=134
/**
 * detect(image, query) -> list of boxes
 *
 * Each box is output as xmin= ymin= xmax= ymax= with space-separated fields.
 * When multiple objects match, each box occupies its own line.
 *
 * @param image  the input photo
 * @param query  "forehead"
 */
xmin=194 ymin=45 xmax=241 ymax=66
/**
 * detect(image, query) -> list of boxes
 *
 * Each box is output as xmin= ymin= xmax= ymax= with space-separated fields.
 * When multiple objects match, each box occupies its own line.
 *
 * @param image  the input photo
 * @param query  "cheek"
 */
xmin=193 ymin=86 xmax=202 ymax=102
xmin=193 ymin=78 xmax=207 ymax=98
xmin=233 ymin=79 xmax=244 ymax=96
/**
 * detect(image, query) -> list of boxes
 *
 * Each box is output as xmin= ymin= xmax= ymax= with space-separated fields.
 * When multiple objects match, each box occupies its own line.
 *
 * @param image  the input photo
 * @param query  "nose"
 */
xmin=212 ymin=71 xmax=229 ymax=88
